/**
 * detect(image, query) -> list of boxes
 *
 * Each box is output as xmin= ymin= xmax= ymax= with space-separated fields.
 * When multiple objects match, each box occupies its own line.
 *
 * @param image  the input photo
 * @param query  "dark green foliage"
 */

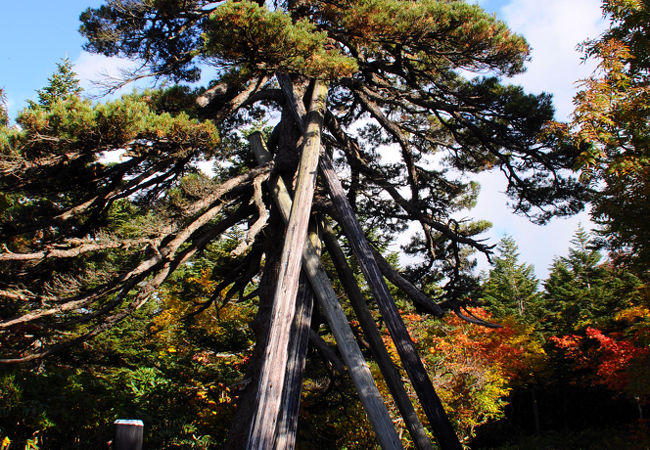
xmin=479 ymin=235 xmax=542 ymax=323
xmin=540 ymin=227 xmax=642 ymax=335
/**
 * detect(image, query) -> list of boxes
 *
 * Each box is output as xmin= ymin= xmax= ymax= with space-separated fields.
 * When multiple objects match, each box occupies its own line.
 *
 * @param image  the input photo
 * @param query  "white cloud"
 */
xmin=501 ymin=0 xmax=605 ymax=119
xmin=73 ymin=51 xmax=143 ymax=98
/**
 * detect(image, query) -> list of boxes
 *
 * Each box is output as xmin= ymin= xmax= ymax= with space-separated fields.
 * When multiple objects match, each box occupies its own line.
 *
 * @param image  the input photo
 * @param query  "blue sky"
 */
xmin=0 ymin=1 xmax=105 ymax=117
xmin=0 ymin=0 xmax=607 ymax=279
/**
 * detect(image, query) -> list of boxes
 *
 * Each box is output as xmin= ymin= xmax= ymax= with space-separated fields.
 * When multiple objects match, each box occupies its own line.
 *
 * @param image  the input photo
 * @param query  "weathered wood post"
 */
xmin=246 ymin=80 xmax=328 ymax=450
xmin=249 ymin=132 xmax=403 ymax=450
xmin=113 ymin=419 xmax=143 ymax=450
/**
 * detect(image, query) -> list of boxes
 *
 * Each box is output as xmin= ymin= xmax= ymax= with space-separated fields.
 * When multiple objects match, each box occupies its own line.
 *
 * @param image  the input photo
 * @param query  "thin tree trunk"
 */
xmin=319 ymin=151 xmax=462 ymax=450
xmin=247 ymin=80 xmax=328 ymax=450
xmin=323 ymin=224 xmax=434 ymax=450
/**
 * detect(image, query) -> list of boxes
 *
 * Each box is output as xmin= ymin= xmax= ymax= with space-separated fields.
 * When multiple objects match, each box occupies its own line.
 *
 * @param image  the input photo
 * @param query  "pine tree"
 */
xmin=541 ymin=226 xmax=642 ymax=335
xmin=479 ymin=235 xmax=541 ymax=323
xmin=1 ymin=1 xmax=592 ymax=447
xmin=32 ymin=58 xmax=83 ymax=107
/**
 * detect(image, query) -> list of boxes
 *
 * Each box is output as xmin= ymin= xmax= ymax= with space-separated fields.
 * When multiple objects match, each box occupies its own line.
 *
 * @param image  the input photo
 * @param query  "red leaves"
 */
xmin=551 ymin=326 xmax=649 ymax=393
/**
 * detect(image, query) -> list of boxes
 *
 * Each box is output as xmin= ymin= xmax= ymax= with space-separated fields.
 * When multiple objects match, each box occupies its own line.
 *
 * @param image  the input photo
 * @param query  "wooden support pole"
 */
xmin=319 ymin=151 xmax=462 ymax=450
xmin=322 ymin=225 xmax=434 ymax=450
xmin=247 ymin=80 xmax=328 ymax=450
xmin=275 ymin=274 xmax=314 ymax=450
xmin=250 ymin=133 xmax=403 ymax=450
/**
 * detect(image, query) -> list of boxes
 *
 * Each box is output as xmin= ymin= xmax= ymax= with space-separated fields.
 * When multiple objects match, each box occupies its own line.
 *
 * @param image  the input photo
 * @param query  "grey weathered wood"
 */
xmin=113 ymin=419 xmax=143 ymax=450
xmin=322 ymin=225 xmax=434 ymax=450
xmin=275 ymin=274 xmax=314 ymax=450
xmin=319 ymin=151 xmax=462 ymax=450
xmin=247 ymin=80 xmax=328 ymax=450
xmin=250 ymin=133 xmax=403 ymax=450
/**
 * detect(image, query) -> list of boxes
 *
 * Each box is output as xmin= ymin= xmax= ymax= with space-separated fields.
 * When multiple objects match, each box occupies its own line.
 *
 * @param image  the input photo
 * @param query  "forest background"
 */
xmin=0 ymin=0 xmax=648 ymax=449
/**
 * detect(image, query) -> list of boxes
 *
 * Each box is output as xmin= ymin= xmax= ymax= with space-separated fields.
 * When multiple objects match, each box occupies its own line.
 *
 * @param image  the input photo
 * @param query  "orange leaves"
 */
xmin=391 ymin=307 xmax=545 ymax=441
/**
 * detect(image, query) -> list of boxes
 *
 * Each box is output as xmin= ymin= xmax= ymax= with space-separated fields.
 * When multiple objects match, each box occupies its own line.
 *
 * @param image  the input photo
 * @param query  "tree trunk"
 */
xmin=275 ymin=274 xmax=314 ymax=450
xmin=225 ymin=207 xmax=283 ymax=449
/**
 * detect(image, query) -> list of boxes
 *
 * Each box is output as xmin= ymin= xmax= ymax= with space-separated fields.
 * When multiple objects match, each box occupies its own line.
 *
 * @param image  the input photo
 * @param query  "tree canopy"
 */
xmin=570 ymin=0 xmax=650 ymax=272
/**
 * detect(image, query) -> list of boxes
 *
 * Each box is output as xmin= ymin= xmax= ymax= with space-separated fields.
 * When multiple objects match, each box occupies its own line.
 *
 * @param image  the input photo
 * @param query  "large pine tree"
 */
xmin=1 ymin=1 xmax=590 ymax=447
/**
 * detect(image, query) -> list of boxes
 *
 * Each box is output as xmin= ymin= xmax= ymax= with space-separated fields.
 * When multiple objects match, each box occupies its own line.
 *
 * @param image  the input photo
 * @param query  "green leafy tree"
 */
xmin=541 ymin=227 xmax=642 ymax=335
xmin=30 ymin=58 xmax=83 ymax=107
xmin=569 ymin=0 xmax=650 ymax=272
xmin=478 ymin=235 xmax=542 ymax=323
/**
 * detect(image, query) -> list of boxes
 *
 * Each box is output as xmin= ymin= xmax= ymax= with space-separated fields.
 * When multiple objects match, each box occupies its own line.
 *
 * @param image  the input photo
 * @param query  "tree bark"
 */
xmin=275 ymin=274 xmax=314 ymax=450
xmin=225 ymin=207 xmax=283 ymax=450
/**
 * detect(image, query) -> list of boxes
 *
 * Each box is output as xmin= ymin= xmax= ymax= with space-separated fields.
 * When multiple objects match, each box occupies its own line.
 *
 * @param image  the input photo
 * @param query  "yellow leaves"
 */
xmin=614 ymin=305 xmax=650 ymax=325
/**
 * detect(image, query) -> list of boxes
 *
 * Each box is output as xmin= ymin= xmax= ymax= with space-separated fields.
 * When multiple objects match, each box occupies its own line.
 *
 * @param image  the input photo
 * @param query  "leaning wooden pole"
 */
xmin=246 ymin=80 xmax=328 ymax=450
xmin=275 ymin=273 xmax=314 ymax=450
xmin=322 ymin=224 xmax=434 ymax=450
xmin=250 ymin=133 xmax=403 ymax=450
xmin=319 ymin=152 xmax=463 ymax=450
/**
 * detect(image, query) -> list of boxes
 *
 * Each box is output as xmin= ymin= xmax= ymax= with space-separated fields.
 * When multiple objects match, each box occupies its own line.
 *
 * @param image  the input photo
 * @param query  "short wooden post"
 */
xmin=113 ymin=419 xmax=143 ymax=450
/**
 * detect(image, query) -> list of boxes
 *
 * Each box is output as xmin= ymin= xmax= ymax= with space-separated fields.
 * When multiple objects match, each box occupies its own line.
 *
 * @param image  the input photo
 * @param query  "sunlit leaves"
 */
xmin=317 ymin=0 xmax=529 ymax=76
xmin=203 ymin=1 xmax=357 ymax=79
xmin=392 ymin=308 xmax=546 ymax=442
xmin=570 ymin=0 xmax=650 ymax=269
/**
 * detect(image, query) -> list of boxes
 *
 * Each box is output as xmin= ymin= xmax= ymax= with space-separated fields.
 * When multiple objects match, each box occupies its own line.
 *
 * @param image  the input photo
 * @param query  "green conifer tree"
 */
xmin=0 ymin=89 xmax=8 ymax=126
xmin=479 ymin=235 xmax=541 ymax=323
xmin=32 ymin=58 xmax=83 ymax=107
xmin=541 ymin=226 xmax=641 ymax=335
